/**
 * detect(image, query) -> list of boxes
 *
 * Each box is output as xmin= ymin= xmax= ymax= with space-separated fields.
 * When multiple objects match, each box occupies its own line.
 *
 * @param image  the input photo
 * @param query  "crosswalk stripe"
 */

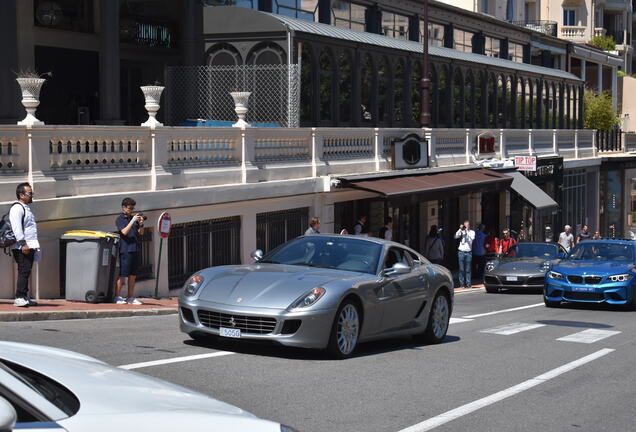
xmin=449 ymin=317 xmax=473 ymax=324
xmin=480 ymin=322 xmax=546 ymax=335
xmin=557 ymin=329 xmax=621 ymax=344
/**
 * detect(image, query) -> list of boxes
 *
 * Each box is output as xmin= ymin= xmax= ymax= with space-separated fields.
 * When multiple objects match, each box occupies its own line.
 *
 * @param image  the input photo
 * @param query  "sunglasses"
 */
xmin=23 ymin=191 xmax=34 ymax=196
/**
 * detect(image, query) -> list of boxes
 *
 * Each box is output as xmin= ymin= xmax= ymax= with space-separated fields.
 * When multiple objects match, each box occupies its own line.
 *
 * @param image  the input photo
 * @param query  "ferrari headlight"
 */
xmin=288 ymin=287 xmax=325 ymax=310
xmin=609 ymin=273 xmax=631 ymax=282
xmin=548 ymin=271 xmax=564 ymax=280
xmin=485 ymin=261 xmax=497 ymax=272
xmin=183 ymin=274 xmax=205 ymax=297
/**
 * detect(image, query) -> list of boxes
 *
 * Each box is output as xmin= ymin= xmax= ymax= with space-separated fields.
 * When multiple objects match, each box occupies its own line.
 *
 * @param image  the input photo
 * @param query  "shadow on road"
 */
xmin=535 ymin=320 xmax=614 ymax=328
xmin=489 ymin=288 xmax=543 ymax=295
xmin=184 ymin=334 xmax=461 ymax=360
xmin=547 ymin=302 xmax=635 ymax=313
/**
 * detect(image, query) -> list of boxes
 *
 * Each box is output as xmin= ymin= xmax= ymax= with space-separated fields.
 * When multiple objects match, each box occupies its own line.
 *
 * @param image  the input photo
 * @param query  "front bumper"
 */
xmin=544 ymin=279 xmax=636 ymax=305
xmin=484 ymin=274 xmax=545 ymax=290
xmin=179 ymin=298 xmax=336 ymax=349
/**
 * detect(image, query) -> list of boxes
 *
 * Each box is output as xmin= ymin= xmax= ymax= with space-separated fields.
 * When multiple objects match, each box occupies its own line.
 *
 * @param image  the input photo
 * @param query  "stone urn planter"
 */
xmin=140 ymin=85 xmax=165 ymax=127
xmin=16 ymin=77 xmax=46 ymax=126
xmin=230 ymin=91 xmax=251 ymax=128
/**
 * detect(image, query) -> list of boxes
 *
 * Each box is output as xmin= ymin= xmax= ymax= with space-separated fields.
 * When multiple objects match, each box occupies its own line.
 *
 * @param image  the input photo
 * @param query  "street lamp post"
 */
xmin=419 ymin=0 xmax=431 ymax=127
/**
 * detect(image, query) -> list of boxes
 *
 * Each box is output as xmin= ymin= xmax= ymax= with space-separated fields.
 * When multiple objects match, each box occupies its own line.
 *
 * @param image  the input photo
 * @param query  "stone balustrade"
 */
xmin=560 ymin=26 xmax=587 ymax=40
xmin=0 ymin=125 xmax=599 ymax=201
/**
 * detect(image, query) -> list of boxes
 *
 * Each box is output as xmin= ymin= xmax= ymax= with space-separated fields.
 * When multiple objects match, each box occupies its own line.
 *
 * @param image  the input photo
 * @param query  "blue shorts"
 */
xmin=119 ymin=252 xmax=139 ymax=277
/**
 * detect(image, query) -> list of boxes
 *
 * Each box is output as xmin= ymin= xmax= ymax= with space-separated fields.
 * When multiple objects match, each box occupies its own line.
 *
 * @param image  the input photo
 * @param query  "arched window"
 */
xmin=338 ymin=50 xmax=353 ymax=124
xmin=437 ymin=64 xmax=448 ymax=126
xmin=475 ymin=71 xmax=484 ymax=127
xmin=378 ymin=57 xmax=391 ymax=124
xmin=465 ymin=70 xmax=475 ymax=128
xmin=488 ymin=74 xmax=497 ymax=127
xmin=246 ymin=42 xmax=285 ymax=65
xmin=319 ymin=49 xmax=334 ymax=123
xmin=361 ymin=54 xmax=373 ymax=123
xmin=207 ymin=43 xmax=242 ymax=66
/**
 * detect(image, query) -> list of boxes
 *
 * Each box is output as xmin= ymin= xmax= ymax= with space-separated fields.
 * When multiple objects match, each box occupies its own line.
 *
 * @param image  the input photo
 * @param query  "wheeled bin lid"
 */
xmin=62 ymin=230 xmax=120 ymax=240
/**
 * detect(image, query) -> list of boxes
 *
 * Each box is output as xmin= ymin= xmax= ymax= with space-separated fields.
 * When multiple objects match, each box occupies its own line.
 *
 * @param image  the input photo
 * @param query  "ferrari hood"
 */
xmin=196 ymin=264 xmax=366 ymax=309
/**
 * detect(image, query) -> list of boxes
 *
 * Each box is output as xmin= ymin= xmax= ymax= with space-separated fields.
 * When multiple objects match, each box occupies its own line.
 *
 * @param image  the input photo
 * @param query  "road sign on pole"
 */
xmin=154 ymin=212 xmax=172 ymax=299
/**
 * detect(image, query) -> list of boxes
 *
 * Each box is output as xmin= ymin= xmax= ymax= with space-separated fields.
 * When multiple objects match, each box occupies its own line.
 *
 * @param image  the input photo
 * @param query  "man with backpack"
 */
xmin=9 ymin=183 xmax=39 ymax=307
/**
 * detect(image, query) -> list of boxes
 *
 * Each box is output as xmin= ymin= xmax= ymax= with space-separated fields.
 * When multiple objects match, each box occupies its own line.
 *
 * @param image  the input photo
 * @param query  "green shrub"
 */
xmin=584 ymin=90 xmax=619 ymax=131
xmin=588 ymin=35 xmax=616 ymax=51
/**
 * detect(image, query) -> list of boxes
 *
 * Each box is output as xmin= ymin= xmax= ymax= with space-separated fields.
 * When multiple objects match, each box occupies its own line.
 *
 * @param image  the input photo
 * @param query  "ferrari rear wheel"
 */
xmin=416 ymin=291 xmax=450 ymax=344
xmin=327 ymin=300 xmax=360 ymax=359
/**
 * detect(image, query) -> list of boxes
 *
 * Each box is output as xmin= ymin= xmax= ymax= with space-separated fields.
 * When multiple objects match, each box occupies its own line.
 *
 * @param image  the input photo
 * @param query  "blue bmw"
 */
xmin=544 ymin=239 xmax=636 ymax=309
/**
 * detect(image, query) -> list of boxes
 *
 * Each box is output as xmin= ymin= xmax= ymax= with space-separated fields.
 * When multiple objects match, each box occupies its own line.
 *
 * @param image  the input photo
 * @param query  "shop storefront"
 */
xmin=509 ymin=157 xmax=563 ymax=242
xmin=600 ymin=157 xmax=636 ymax=238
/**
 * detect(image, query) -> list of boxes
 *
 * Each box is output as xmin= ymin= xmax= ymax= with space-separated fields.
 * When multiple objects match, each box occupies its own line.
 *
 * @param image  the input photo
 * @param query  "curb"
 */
xmin=0 ymin=307 xmax=178 ymax=322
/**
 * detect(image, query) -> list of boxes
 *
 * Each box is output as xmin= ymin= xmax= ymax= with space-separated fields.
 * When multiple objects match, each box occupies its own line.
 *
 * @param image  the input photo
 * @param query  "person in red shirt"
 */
xmin=498 ymin=229 xmax=517 ymax=256
xmin=485 ymin=231 xmax=499 ymax=259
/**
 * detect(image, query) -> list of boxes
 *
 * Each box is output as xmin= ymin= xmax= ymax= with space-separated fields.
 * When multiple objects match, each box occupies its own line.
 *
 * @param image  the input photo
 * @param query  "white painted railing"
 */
xmin=560 ymin=26 xmax=586 ymax=40
xmin=0 ymin=125 xmax=600 ymax=200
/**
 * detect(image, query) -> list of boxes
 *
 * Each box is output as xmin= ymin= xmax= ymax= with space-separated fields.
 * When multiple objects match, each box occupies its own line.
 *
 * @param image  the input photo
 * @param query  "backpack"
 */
xmin=0 ymin=203 xmax=26 ymax=249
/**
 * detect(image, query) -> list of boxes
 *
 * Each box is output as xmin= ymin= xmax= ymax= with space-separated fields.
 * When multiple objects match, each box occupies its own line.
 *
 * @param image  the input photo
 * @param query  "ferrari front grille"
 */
xmin=197 ymin=310 xmax=277 ymax=334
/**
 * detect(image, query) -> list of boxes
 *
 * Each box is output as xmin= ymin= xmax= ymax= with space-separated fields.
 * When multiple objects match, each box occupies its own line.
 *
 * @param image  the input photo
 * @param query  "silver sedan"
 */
xmin=0 ymin=341 xmax=295 ymax=432
xmin=179 ymin=235 xmax=454 ymax=358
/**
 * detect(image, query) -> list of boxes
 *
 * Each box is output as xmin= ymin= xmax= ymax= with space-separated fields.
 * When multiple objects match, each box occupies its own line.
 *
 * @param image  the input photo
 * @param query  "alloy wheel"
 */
xmin=430 ymin=294 xmax=449 ymax=339
xmin=336 ymin=304 xmax=359 ymax=356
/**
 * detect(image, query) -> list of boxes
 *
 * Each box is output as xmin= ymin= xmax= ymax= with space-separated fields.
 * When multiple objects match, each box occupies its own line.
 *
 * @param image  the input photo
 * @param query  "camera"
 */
xmin=136 ymin=213 xmax=148 ymax=221
xmin=460 ymin=224 xmax=466 ymax=230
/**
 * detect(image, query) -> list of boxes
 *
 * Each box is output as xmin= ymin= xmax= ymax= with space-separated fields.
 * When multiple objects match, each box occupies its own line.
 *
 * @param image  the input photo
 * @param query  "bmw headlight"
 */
xmin=609 ymin=273 xmax=631 ymax=282
xmin=183 ymin=274 xmax=205 ymax=297
xmin=288 ymin=287 xmax=326 ymax=310
xmin=548 ymin=271 xmax=564 ymax=280
xmin=540 ymin=261 xmax=551 ymax=272
xmin=485 ymin=261 xmax=497 ymax=272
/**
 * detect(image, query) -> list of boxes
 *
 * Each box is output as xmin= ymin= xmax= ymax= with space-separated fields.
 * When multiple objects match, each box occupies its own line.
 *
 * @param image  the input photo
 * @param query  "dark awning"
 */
xmin=506 ymin=170 xmax=558 ymax=210
xmin=342 ymin=168 xmax=513 ymax=201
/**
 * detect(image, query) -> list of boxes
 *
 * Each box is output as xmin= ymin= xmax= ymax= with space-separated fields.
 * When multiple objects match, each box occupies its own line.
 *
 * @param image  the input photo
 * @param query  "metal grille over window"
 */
xmin=257 ymin=208 xmax=309 ymax=253
xmin=137 ymin=229 xmax=154 ymax=281
xmin=165 ymin=65 xmax=300 ymax=128
xmin=168 ymin=217 xmax=241 ymax=289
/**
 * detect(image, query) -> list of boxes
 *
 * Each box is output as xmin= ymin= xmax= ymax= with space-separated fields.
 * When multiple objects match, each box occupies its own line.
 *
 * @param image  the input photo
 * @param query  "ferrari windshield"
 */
xmin=567 ymin=242 xmax=634 ymax=262
xmin=260 ymin=236 xmax=383 ymax=274
xmin=504 ymin=243 xmax=558 ymax=259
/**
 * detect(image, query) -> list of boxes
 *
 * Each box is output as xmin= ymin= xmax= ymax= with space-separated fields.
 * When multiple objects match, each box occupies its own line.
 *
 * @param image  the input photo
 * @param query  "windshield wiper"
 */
xmin=258 ymin=259 xmax=279 ymax=264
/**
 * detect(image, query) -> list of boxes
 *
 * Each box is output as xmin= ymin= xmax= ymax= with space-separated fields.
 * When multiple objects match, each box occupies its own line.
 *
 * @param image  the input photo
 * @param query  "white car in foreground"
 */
xmin=0 ymin=341 xmax=297 ymax=432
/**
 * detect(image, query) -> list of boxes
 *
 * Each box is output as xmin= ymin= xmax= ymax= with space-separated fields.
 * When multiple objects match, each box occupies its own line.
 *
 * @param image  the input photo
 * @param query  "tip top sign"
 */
xmin=515 ymin=155 xmax=537 ymax=172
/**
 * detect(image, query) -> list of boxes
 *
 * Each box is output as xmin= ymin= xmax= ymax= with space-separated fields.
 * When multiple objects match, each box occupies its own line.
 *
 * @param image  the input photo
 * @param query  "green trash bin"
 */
xmin=61 ymin=230 xmax=119 ymax=303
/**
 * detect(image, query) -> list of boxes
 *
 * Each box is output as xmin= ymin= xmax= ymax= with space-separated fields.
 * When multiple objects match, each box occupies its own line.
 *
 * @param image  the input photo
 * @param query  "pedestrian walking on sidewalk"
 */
xmin=455 ymin=220 xmax=475 ymax=288
xmin=10 ymin=183 xmax=39 ymax=307
xmin=379 ymin=217 xmax=393 ymax=241
xmin=424 ymin=225 xmax=444 ymax=265
xmin=558 ymin=225 xmax=575 ymax=253
xmin=498 ymin=229 xmax=516 ymax=256
xmin=353 ymin=215 xmax=368 ymax=236
xmin=114 ymin=197 xmax=145 ymax=305
xmin=576 ymin=224 xmax=591 ymax=243
xmin=304 ymin=217 xmax=321 ymax=235
xmin=473 ymin=224 xmax=487 ymax=278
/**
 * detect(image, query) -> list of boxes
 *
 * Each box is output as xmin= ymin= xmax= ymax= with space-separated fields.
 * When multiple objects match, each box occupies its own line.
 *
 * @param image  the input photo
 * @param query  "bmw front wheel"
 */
xmin=327 ymin=300 xmax=360 ymax=359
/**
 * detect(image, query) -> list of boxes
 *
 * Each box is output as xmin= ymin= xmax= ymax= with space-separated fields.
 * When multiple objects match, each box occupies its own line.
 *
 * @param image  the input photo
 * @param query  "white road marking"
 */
xmin=119 ymin=351 xmax=235 ymax=370
xmin=557 ymin=329 xmax=621 ymax=344
xmin=480 ymin=322 xmax=546 ymax=335
xmin=449 ymin=317 xmax=473 ymax=324
xmin=463 ymin=303 xmax=544 ymax=319
xmin=398 ymin=348 xmax=615 ymax=432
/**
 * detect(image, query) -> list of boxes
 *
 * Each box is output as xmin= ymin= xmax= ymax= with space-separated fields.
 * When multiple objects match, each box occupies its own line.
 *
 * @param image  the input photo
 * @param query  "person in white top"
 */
xmin=558 ymin=225 xmax=575 ymax=253
xmin=9 ymin=183 xmax=40 ymax=307
xmin=454 ymin=220 xmax=475 ymax=288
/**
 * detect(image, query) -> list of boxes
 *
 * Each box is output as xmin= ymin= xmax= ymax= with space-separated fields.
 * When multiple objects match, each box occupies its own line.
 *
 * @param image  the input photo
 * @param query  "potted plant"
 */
xmin=15 ymin=69 xmax=51 ymax=126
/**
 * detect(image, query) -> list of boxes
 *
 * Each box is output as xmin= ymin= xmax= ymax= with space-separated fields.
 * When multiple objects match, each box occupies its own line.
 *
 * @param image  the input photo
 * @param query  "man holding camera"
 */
xmin=454 ymin=220 xmax=475 ymax=289
xmin=114 ymin=197 xmax=145 ymax=304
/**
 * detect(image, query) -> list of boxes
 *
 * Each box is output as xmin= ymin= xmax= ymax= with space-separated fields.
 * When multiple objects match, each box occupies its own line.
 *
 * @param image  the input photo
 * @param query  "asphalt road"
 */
xmin=1 ymin=289 xmax=635 ymax=432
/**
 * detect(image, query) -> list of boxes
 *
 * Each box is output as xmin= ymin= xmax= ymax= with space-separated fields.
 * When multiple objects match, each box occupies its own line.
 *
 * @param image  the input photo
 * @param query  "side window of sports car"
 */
xmin=385 ymin=248 xmax=410 ymax=269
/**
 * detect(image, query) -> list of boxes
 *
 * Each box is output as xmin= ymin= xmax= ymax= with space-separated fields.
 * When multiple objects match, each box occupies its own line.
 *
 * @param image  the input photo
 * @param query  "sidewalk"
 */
xmin=0 ymin=297 xmax=178 ymax=322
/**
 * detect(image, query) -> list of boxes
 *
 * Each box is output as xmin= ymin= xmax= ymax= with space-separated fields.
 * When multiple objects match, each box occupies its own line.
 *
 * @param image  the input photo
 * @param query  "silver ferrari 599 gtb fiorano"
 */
xmin=179 ymin=235 xmax=454 ymax=358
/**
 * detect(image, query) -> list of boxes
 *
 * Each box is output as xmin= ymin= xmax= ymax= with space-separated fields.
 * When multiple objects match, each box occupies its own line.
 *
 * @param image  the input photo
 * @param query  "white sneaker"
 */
xmin=14 ymin=298 xmax=28 ymax=307
xmin=113 ymin=296 xmax=126 ymax=304
xmin=127 ymin=297 xmax=142 ymax=305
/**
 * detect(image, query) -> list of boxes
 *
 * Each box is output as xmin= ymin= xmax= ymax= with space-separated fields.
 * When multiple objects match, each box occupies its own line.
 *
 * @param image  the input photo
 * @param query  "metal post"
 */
xmin=419 ymin=0 xmax=430 ymax=127
xmin=154 ymin=237 xmax=163 ymax=299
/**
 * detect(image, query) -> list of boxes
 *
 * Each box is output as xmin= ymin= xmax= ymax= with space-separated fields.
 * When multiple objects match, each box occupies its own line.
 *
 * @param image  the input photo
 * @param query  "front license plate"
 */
xmin=219 ymin=327 xmax=241 ymax=338
xmin=506 ymin=276 xmax=518 ymax=281
xmin=572 ymin=286 xmax=594 ymax=293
